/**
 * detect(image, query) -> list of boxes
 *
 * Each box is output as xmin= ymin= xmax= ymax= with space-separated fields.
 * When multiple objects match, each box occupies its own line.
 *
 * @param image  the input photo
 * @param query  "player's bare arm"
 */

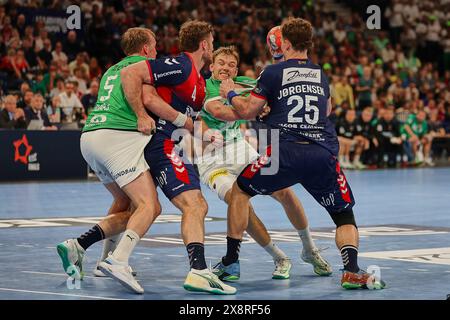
xmin=121 ymin=61 xmax=155 ymax=135
xmin=327 ymin=97 xmax=333 ymax=116
xmin=219 ymin=79 xmax=266 ymax=120
xmin=142 ymin=84 xmax=193 ymax=132
xmin=204 ymin=99 xmax=241 ymax=121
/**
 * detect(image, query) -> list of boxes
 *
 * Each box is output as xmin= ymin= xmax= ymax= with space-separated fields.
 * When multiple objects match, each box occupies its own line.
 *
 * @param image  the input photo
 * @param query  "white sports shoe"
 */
xmin=425 ymin=157 xmax=435 ymax=167
xmin=341 ymin=160 xmax=354 ymax=170
xmin=93 ymin=261 xmax=137 ymax=277
xmin=272 ymin=258 xmax=292 ymax=279
xmin=184 ymin=269 xmax=237 ymax=295
xmin=352 ymin=160 xmax=366 ymax=170
xmin=98 ymin=254 xmax=143 ymax=294
xmin=301 ymin=248 xmax=333 ymax=276
xmin=56 ymin=239 xmax=85 ymax=280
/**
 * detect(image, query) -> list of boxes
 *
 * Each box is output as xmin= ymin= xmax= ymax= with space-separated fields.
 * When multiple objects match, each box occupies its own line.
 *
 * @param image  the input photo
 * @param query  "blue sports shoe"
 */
xmin=212 ymin=260 xmax=240 ymax=282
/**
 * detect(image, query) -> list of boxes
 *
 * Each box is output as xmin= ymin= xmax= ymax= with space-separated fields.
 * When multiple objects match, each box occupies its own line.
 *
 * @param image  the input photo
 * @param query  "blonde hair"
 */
xmin=121 ymin=28 xmax=155 ymax=55
xmin=213 ymin=46 xmax=240 ymax=65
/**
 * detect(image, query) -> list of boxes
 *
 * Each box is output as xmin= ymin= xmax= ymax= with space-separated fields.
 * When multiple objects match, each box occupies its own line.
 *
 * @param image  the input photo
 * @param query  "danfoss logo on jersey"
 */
xmin=13 ymin=134 xmax=40 ymax=171
xmin=282 ymin=67 xmax=321 ymax=86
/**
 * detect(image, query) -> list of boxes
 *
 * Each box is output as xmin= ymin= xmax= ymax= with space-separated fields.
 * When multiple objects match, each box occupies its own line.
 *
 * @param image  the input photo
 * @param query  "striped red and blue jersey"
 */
xmin=146 ymin=52 xmax=206 ymax=137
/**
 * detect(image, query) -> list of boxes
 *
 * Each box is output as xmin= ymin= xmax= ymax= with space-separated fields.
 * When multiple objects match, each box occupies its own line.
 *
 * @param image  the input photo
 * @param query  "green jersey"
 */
xmin=401 ymin=114 xmax=428 ymax=138
xmin=201 ymin=76 xmax=256 ymax=141
xmin=83 ymin=55 xmax=147 ymax=132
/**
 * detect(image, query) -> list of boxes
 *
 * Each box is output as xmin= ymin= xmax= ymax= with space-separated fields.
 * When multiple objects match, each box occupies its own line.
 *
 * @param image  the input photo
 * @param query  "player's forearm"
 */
xmin=143 ymin=88 xmax=179 ymax=123
xmin=121 ymin=67 xmax=147 ymax=119
xmin=206 ymin=101 xmax=241 ymax=121
xmin=231 ymin=96 xmax=255 ymax=120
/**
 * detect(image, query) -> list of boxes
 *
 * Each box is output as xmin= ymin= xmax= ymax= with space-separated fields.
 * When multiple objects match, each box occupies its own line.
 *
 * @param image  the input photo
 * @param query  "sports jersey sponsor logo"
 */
xmin=89 ymin=115 xmax=107 ymax=124
xmin=112 ymin=166 xmax=136 ymax=180
xmin=154 ymin=69 xmax=182 ymax=81
xmin=320 ymin=193 xmax=336 ymax=207
xmin=282 ymin=67 xmax=321 ymax=86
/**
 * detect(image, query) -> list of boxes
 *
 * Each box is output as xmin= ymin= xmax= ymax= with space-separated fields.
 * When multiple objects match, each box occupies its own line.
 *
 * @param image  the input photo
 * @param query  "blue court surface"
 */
xmin=0 ymin=168 xmax=449 ymax=300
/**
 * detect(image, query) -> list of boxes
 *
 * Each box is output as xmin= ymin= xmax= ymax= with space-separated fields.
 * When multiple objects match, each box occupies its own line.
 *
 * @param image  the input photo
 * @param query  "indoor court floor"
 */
xmin=0 ymin=168 xmax=449 ymax=300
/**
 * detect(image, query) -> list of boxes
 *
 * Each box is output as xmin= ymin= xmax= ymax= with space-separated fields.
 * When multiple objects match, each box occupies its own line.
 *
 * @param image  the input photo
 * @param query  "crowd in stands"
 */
xmin=0 ymin=0 xmax=449 ymax=168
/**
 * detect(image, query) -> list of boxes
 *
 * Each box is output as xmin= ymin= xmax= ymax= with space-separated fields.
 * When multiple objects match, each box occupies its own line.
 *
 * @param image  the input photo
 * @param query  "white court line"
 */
xmin=136 ymin=252 xmax=153 ymax=256
xmin=445 ymin=271 xmax=450 ymax=273
xmin=0 ymin=287 xmax=123 ymax=300
xmin=167 ymin=254 xmax=185 ymax=258
xmin=380 ymin=267 xmax=393 ymax=270
xmin=16 ymin=244 xmax=34 ymax=248
xmin=408 ymin=268 xmax=429 ymax=272
xmin=21 ymin=270 xmax=112 ymax=280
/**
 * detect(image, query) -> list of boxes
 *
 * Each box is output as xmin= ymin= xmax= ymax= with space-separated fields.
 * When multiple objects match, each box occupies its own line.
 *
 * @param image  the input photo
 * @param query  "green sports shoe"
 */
xmin=301 ymin=248 xmax=333 ymax=276
xmin=272 ymin=258 xmax=292 ymax=279
xmin=212 ymin=260 xmax=240 ymax=282
xmin=56 ymin=239 xmax=85 ymax=280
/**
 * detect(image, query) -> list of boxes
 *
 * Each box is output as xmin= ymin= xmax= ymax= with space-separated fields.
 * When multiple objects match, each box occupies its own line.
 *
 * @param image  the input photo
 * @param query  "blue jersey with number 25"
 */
xmin=252 ymin=58 xmax=339 ymax=156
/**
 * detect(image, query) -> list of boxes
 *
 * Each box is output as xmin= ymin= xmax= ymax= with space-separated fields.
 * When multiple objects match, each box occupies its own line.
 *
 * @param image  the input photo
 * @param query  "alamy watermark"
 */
xmin=66 ymin=5 xmax=81 ymax=30
xmin=366 ymin=5 xmax=381 ymax=30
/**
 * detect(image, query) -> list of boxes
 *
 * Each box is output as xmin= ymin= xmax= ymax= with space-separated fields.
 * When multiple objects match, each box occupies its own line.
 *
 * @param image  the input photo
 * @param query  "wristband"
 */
xmin=227 ymin=90 xmax=239 ymax=105
xmin=172 ymin=112 xmax=188 ymax=127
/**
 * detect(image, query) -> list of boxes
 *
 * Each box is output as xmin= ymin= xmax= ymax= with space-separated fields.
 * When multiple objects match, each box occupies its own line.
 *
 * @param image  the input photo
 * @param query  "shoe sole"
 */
xmin=302 ymin=256 xmax=333 ymax=276
xmin=56 ymin=244 xmax=82 ymax=280
xmin=220 ymin=275 xmax=240 ymax=282
xmin=272 ymin=274 xmax=290 ymax=279
xmin=98 ymin=264 xmax=144 ymax=294
xmin=342 ymin=282 xmax=385 ymax=290
xmin=94 ymin=268 xmax=137 ymax=278
xmin=272 ymin=262 xmax=292 ymax=279
xmin=313 ymin=268 xmax=333 ymax=277
xmin=183 ymin=283 xmax=236 ymax=295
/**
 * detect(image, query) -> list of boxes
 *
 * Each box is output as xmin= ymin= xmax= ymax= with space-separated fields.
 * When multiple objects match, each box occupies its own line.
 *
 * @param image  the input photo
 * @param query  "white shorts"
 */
xmin=197 ymin=139 xmax=259 ymax=200
xmin=80 ymin=129 xmax=152 ymax=188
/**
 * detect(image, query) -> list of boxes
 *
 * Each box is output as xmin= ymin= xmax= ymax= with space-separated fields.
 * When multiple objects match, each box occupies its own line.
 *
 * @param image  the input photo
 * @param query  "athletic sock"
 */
xmin=76 ymin=224 xmax=105 ymax=250
xmin=297 ymin=227 xmax=317 ymax=253
xmin=340 ymin=245 xmax=360 ymax=273
xmin=263 ymin=240 xmax=288 ymax=261
xmin=186 ymin=242 xmax=207 ymax=270
xmin=112 ymin=229 xmax=140 ymax=264
xmin=100 ymin=234 xmax=120 ymax=261
xmin=222 ymin=236 xmax=241 ymax=266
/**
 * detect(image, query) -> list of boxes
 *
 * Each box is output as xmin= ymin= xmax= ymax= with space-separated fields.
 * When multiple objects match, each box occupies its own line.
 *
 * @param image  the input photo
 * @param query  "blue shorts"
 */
xmin=145 ymin=134 xmax=200 ymax=201
xmin=237 ymin=141 xmax=355 ymax=214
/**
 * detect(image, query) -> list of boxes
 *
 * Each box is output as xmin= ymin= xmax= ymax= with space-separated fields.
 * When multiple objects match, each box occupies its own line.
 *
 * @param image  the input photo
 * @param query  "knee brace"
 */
xmin=329 ymin=208 xmax=357 ymax=228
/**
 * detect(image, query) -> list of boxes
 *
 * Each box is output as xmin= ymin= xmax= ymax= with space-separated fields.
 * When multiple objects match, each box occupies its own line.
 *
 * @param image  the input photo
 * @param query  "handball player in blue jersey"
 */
xmin=219 ymin=18 xmax=385 ymax=290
